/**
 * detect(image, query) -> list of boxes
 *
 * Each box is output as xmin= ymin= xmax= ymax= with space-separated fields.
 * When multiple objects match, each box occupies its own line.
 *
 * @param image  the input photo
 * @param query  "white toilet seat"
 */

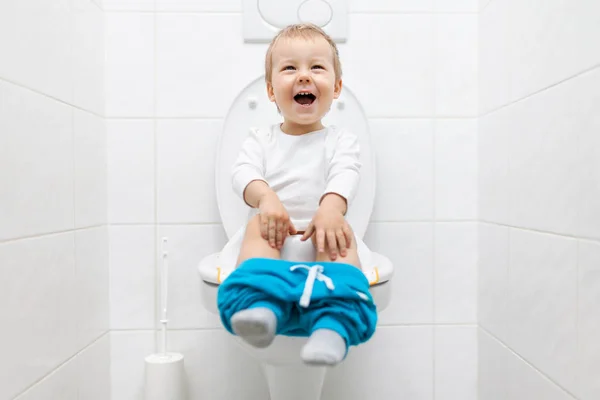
xmin=216 ymin=76 xmax=375 ymax=240
xmin=199 ymin=76 xmax=392 ymax=290
xmin=196 ymin=77 xmax=395 ymax=399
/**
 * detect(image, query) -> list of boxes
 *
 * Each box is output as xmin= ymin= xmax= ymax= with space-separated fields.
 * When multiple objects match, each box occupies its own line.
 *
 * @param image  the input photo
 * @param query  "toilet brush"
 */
xmin=144 ymin=237 xmax=187 ymax=400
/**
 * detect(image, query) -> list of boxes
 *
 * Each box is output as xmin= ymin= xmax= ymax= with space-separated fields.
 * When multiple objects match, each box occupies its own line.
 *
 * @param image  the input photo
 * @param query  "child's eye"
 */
xmin=283 ymin=66 xmax=296 ymax=71
xmin=312 ymin=65 xmax=324 ymax=70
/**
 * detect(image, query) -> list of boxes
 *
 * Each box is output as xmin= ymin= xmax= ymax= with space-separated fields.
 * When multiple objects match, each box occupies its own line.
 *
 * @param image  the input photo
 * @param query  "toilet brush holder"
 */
xmin=144 ymin=238 xmax=187 ymax=400
xmin=144 ymin=353 xmax=186 ymax=400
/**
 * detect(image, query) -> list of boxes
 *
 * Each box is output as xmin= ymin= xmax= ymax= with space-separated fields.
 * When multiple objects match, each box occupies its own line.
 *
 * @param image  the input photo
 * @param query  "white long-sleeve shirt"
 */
xmin=231 ymin=124 xmax=361 ymax=231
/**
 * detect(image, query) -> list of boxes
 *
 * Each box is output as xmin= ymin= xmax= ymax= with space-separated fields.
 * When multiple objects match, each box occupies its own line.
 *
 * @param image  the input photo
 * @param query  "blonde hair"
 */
xmin=264 ymin=23 xmax=342 ymax=83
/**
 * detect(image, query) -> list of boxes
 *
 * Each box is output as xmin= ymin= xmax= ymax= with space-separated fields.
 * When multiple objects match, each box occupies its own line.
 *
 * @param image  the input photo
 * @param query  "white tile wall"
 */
xmin=0 ymin=81 xmax=74 ymax=241
xmin=479 ymin=328 xmax=579 ymax=400
xmin=576 ymin=70 xmax=600 ymax=241
xmin=435 ymin=222 xmax=478 ymax=323
xmin=435 ymin=326 xmax=478 ymax=400
xmin=478 ymin=105 xmax=510 ymax=224
xmin=341 ymin=15 xmax=434 ymax=117
xmin=1 ymin=0 xmax=108 ymax=397
xmin=155 ymin=14 xmax=267 ymax=118
xmin=478 ymin=329 xmax=508 ymax=400
xmin=435 ymin=14 xmax=478 ymax=116
xmin=507 ymin=74 xmax=582 ymax=237
xmin=364 ymin=223 xmax=434 ymax=324
xmin=74 ymin=110 xmax=107 ymax=228
xmin=507 ymin=229 xmax=578 ymax=392
xmin=349 ymin=0 xmax=432 ymax=13
xmin=478 ymin=223 xmax=509 ymax=342
xmin=0 ymin=233 xmax=78 ymax=400
xmin=110 ymin=331 xmax=155 ymax=400
xmin=16 ymin=334 xmax=110 ymax=400
xmin=435 ymin=0 xmax=478 ymax=13
xmin=155 ymin=0 xmax=241 ymax=12
xmin=0 ymin=1 xmax=73 ymax=104
xmin=107 ymin=119 xmax=155 ymax=224
xmin=507 ymin=350 xmax=576 ymax=400
xmin=480 ymin=2 xmax=600 ymax=396
xmin=156 ymin=119 xmax=222 ymax=224
xmin=323 ymin=326 xmax=434 ymax=399
xmin=78 ymin=335 xmax=111 ymax=400
xmin=577 ymin=240 xmax=600 ymax=400
xmin=72 ymin=0 xmax=104 ymax=115
xmin=109 ymin=226 xmax=156 ymax=330
xmin=166 ymin=330 xmax=269 ymax=400
xmin=156 ymin=225 xmax=228 ymax=329
xmin=15 ymin=355 xmax=79 ymax=400
xmin=103 ymin=0 xmax=154 ymax=11
xmin=479 ymin=0 xmax=600 ymax=113
xmin=105 ymin=13 xmax=155 ymax=117
xmin=369 ymin=119 xmax=434 ymax=221
xmin=435 ymin=119 xmax=478 ymax=220
xmin=76 ymin=227 xmax=109 ymax=348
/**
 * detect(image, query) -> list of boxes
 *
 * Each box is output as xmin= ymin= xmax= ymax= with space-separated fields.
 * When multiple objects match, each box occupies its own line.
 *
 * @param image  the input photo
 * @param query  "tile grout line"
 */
xmin=479 ymin=220 xmax=600 ymax=244
xmin=480 ymin=62 xmax=600 ymax=118
xmin=152 ymin=0 xmax=160 ymax=352
xmin=102 ymin=115 xmax=479 ymax=120
xmin=0 ymin=225 xmax=106 ymax=245
xmin=432 ymin=13 xmax=438 ymax=398
xmin=109 ymin=323 xmax=480 ymax=332
xmin=479 ymin=327 xmax=579 ymax=399
xmin=101 ymin=9 xmax=478 ymax=15
xmin=0 ymin=76 xmax=104 ymax=119
xmin=11 ymin=331 xmax=110 ymax=399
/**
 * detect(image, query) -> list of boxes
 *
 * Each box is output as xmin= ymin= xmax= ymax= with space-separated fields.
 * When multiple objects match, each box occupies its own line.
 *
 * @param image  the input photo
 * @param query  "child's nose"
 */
xmin=297 ymin=73 xmax=312 ymax=83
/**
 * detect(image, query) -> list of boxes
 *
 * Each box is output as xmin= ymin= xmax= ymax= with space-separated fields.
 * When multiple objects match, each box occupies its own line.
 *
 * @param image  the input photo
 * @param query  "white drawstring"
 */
xmin=290 ymin=264 xmax=335 ymax=307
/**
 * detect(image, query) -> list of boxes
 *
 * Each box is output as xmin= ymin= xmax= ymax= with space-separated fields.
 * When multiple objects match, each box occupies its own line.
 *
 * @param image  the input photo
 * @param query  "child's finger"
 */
xmin=288 ymin=221 xmax=298 ymax=235
xmin=300 ymin=223 xmax=314 ymax=241
xmin=260 ymin=215 xmax=268 ymax=239
xmin=268 ymin=218 xmax=276 ymax=247
xmin=316 ymin=229 xmax=326 ymax=253
xmin=327 ymin=230 xmax=337 ymax=259
xmin=343 ymin=226 xmax=353 ymax=247
xmin=276 ymin=220 xmax=283 ymax=248
xmin=336 ymin=229 xmax=347 ymax=257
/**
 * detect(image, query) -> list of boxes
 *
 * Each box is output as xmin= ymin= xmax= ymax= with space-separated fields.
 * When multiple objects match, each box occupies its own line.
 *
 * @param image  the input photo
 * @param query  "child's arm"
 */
xmin=301 ymin=129 xmax=361 ymax=259
xmin=322 ymin=128 xmax=361 ymax=208
xmin=231 ymin=129 xmax=296 ymax=248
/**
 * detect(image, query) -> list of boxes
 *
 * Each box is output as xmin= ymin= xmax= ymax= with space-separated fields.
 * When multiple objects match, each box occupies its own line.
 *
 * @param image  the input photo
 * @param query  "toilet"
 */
xmin=197 ymin=76 xmax=394 ymax=400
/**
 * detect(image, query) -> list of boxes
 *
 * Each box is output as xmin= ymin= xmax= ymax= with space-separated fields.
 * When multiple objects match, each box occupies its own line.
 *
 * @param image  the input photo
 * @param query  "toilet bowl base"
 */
xmin=263 ymin=363 xmax=327 ymax=400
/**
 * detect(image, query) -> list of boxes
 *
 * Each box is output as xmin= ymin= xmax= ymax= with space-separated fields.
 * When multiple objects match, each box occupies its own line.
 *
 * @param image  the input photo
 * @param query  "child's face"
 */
xmin=267 ymin=36 xmax=342 ymax=134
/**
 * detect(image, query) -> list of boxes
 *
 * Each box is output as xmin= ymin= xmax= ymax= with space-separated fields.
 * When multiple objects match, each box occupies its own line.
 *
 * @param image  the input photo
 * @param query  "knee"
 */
xmin=310 ymin=226 xmax=357 ymax=250
xmin=244 ymin=214 xmax=264 ymax=240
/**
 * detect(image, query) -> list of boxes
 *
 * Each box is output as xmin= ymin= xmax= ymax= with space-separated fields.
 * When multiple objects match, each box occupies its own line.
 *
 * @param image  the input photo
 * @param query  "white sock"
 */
xmin=230 ymin=307 xmax=277 ymax=348
xmin=301 ymin=329 xmax=347 ymax=366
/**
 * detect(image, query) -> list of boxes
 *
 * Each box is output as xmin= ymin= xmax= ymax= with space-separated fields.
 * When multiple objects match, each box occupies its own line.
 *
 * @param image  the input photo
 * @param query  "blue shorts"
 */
xmin=217 ymin=257 xmax=378 ymax=351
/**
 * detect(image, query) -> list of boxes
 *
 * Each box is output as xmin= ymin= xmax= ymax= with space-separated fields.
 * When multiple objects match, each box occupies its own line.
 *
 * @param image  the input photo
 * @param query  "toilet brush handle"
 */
xmin=160 ymin=238 xmax=169 ymax=355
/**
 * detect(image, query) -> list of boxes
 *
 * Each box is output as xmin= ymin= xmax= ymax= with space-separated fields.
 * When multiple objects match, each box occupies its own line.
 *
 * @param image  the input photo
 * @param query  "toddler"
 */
xmin=217 ymin=23 xmax=376 ymax=366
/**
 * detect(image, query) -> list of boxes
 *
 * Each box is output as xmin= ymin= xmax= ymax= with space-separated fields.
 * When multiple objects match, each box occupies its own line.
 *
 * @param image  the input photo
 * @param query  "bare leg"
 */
xmin=232 ymin=214 xmax=281 ymax=347
xmin=236 ymin=214 xmax=280 ymax=266
xmin=303 ymin=226 xmax=359 ymax=365
xmin=311 ymin=225 xmax=361 ymax=269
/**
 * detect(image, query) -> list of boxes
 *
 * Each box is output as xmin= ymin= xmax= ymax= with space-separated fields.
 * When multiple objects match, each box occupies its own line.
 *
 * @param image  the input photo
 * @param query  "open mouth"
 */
xmin=294 ymin=91 xmax=316 ymax=106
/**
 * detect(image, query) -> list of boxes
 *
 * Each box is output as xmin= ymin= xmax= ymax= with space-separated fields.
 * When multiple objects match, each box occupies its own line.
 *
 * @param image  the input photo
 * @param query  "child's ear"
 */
xmin=266 ymin=82 xmax=276 ymax=102
xmin=333 ymin=78 xmax=343 ymax=99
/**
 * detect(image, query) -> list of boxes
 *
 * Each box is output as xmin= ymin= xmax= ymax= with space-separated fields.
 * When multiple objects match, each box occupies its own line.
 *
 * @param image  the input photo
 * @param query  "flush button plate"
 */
xmin=243 ymin=0 xmax=348 ymax=43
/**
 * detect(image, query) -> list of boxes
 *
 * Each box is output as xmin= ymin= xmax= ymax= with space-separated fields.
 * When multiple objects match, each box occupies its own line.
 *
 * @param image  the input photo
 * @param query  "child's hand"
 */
xmin=258 ymin=191 xmax=297 ymax=249
xmin=300 ymin=204 xmax=353 ymax=260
